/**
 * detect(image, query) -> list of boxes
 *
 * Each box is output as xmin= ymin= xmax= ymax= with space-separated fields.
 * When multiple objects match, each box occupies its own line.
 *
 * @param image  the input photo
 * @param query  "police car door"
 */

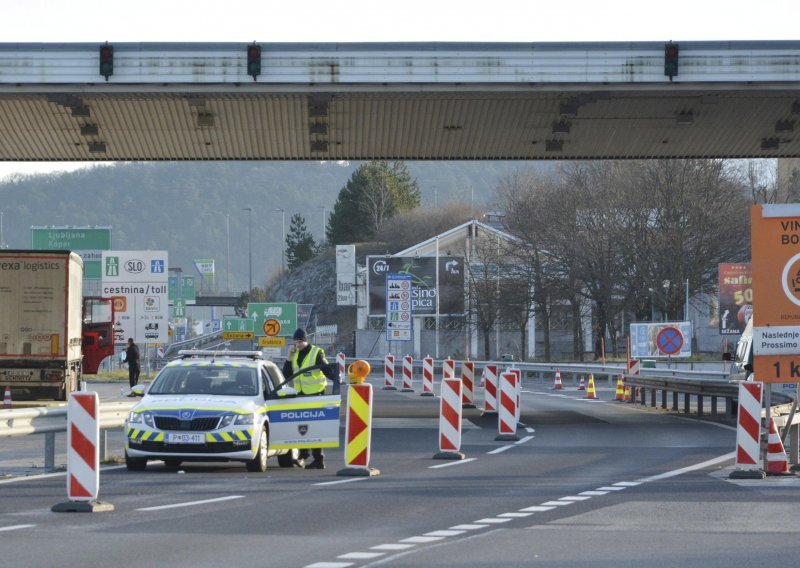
xmin=265 ymin=368 xmax=341 ymax=451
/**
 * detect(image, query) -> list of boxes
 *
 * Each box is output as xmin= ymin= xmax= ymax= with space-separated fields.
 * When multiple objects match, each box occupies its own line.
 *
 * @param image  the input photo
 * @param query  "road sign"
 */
xmin=222 ymin=317 xmax=254 ymax=340
xmin=247 ymin=302 xmax=297 ymax=337
xmin=751 ymin=204 xmax=800 ymax=383
xmin=386 ymin=273 xmax=413 ymax=341
xmin=259 ymin=337 xmax=286 ymax=347
xmin=656 ymin=326 xmax=683 ymax=355
xmin=263 ymin=319 xmax=281 ymax=336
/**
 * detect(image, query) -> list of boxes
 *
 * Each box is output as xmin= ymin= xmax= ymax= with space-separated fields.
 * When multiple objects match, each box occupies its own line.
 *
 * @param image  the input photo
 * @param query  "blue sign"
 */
xmin=151 ymin=259 xmax=165 ymax=273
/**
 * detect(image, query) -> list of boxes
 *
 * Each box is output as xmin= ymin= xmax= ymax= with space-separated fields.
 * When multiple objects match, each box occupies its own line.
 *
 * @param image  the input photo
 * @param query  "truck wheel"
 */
xmin=245 ymin=428 xmax=268 ymax=472
xmin=125 ymin=452 xmax=147 ymax=471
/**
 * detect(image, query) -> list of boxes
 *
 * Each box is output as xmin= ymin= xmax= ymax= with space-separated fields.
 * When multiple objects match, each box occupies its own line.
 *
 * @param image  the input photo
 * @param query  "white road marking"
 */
xmin=525 ymin=427 xmax=535 ymax=433
xmin=337 ymin=552 xmax=385 ymax=560
xmin=450 ymin=524 xmax=490 ymax=530
xmin=597 ymin=486 xmax=627 ymax=491
xmin=428 ymin=457 xmax=477 ymax=469
xmin=136 ymin=495 xmax=243 ymax=511
xmin=399 ymin=536 xmax=445 ymax=543
xmin=370 ymin=544 xmax=416 ymax=551
xmin=579 ymin=490 xmax=609 ymax=496
xmin=559 ymin=496 xmax=592 ymax=501
xmin=305 ymin=563 xmax=353 ymax=568
xmin=515 ymin=436 xmax=534 ymax=444
xmin=487 ymin=445 xmax=515 ymax=455
xmin=541 ymin=500 xmax=574 ymax=506
xmin=613 ymin=481 xmax=642 ymax=487
xmin=0 ymin=464 xmax=128 ymax=485
xmin=474 ymin=517 xmax=513 ymax=524
xmin=0 ymin=524 xmax=35 ymax=532
xmin=425 ymin=529 xmax=466 ymax=537
xmin=636 ymin=452 xmax=736 ymax=483
xmin=314 ymin=477 xmax=370 ymax=486
xmin=498 ymin=512 xmax=533 ymax=518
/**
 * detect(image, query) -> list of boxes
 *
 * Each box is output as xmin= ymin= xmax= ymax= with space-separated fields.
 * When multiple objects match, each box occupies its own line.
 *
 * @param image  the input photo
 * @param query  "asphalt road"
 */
xmin=1 ymin=377 xmax=799 ymax=568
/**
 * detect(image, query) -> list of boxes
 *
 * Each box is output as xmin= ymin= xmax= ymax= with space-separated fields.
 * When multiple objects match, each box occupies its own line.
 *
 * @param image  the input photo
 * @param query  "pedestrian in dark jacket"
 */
xmin=125 ymin=338 xmax=141 ymax=388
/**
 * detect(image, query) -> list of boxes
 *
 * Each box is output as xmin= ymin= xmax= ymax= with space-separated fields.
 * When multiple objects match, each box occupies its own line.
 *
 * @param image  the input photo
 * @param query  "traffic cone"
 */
xmin=3 ymin=386 xmax=11 ymax=409
xmin=552 ymin=369 xmax=563 ymax=390
xmin=623 ymin=385 xmax=631 ymax=402
xmin=766 ymin=418 xmax=791 ymax=474
xmin=586 ymin=374 xmax=598 ymax=399
xmin=615 ymin=375 xmax=625 ymax=401
xmin=577 ymin=376 xmax=586 ymax=390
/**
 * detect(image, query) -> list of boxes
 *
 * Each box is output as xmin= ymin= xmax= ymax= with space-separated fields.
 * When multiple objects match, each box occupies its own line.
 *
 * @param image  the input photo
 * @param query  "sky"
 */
xmin=0 ymin=0 xmax=797 ymax=180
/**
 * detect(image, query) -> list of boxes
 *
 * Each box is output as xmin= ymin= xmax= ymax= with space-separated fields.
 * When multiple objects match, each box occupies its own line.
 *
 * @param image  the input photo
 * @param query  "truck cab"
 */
xmin=81 ymin=297 xmax=116 ymax=375
xmin=725 ymin=318 xmax=753 ymax=382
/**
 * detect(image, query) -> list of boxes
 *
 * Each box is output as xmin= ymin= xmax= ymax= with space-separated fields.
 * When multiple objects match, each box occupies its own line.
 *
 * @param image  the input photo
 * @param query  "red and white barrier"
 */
xmin=421 ymin=356 xmax=435 ymax=397
xmin=383 ymin=354 xmax=396 ymax=390
xmin=766 ymin=418 xmax=790 ymax=474
xmin=495 ymin=371 xmax=519 ymax=441
xmin=461 ymin=362 xmax=476 ymax=408
xmin=732 ymin=381 xmax=763 ymax=478
xmin=52 ymin=392 xmax=114 ymax=512
xmin=482 ymin=365 xmax=498 ymax=414
xmin=511 ymin=368 xmax=522 ymax=423
xmin=337 ymin=383 xmax=380 ymax=477
xmin=336 ymin=352 xmax=346 ymax=384
xmin=434 ymin=378 xmax=464 ymax=459
xmin=402 ymin=355 xmax=414 ymax=392
xmin=443 ymin=358 xmax=455 ymax=380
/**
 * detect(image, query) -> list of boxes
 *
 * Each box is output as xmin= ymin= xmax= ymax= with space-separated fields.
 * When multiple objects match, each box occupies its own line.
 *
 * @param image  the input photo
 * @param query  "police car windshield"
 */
xmin=149 ymin=366 xmax=258 ymax=396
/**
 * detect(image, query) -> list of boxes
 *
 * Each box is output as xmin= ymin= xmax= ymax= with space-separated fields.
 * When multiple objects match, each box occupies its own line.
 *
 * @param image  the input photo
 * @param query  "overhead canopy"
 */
xmin=1 ymin=41 xmax=799 ymax=161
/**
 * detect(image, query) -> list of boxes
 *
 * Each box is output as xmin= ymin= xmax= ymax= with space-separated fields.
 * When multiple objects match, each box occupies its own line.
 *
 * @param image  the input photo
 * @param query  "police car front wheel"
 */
xmin=245 ymin=428 xmax=268 ymax=472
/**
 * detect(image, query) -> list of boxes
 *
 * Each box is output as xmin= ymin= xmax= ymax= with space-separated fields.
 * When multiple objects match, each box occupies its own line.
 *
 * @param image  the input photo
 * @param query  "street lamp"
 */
xmin=241 ymin=207 xmax=252 ymax=295
xmin=318 ymin=205 xmax=327 ymax=244
xmin=225 ymin=213 xmax=230 ymax=292
xmin=275 ymin=208 xmax=285 ymax=273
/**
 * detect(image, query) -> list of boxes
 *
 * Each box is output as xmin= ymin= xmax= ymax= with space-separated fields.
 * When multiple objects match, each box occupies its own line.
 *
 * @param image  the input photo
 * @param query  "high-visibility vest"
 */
xmin=290 ymin=345 xmax=327 ymax=394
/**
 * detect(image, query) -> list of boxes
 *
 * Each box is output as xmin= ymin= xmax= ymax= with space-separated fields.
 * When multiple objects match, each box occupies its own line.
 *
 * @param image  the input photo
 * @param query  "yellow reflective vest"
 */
xmin=290 ymin=345 xmax=327 ymax=394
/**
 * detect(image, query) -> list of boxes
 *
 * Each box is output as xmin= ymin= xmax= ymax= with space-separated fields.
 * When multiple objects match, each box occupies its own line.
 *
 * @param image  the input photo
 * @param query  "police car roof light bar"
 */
xmin=178 ymin=350 xmax=264 ymax=360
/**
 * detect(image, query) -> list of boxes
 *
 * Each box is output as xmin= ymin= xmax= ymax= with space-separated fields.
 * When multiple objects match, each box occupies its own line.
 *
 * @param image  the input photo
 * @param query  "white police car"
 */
xmin=124 ymin=350 xmax=341 ymax=472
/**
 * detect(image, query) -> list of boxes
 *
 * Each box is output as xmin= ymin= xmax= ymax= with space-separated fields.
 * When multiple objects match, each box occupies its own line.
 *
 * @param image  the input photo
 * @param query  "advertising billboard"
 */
xmin=367 ymin=256 xmax=465 ymax=316
xmin=718 ymin=263 xmax=752 ymax=335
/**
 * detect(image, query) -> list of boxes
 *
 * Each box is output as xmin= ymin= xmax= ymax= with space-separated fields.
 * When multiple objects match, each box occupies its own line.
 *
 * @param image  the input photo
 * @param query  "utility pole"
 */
xmin=241 ymin=207 xmax=253 ymax=295
xmin=276 ymin=208 xmax=286 ymax=274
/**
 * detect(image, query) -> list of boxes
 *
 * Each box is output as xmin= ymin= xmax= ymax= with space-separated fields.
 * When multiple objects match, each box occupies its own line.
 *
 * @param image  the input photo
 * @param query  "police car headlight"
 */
xmin=219 ymin=413 xmax=254 ymax=428
xmin=127 ymin=411 xmax=154 ymax=427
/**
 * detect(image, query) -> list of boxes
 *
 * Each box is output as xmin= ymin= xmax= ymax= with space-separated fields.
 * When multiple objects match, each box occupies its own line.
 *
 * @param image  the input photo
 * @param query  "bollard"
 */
xmin=52 ymin=392 xmax=114 ymax=512
xmin=461 ymin=362 xmax=476 ymax=408
xmin=337 ymin=383 xmax=380 ymax=477
xmin=482 ymin=364 xmax=498 ymax=415
xmin=495 ymin=371 xmax=519 ymax=441
xmin=421 ymin=356 xmax=435 ymax=397
xmin=433 ymin=378 xmax=465 ymax=460
xmin=730 ymin=381 xmax=765 ymax=479
xmin=401 ymin=355 xmax=415 ymax=392
xmin=337 ymin=352 xmax=346 ymax=384
xmin=382 ymin=354 xmax=396 ymax=390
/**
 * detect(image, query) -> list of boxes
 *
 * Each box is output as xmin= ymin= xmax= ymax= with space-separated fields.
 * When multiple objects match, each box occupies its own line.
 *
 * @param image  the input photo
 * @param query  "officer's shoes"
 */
xmin=304 ymin=459 xmax=325 ymax=470
xmin=292 ymin=458 xmax=306 ymax=468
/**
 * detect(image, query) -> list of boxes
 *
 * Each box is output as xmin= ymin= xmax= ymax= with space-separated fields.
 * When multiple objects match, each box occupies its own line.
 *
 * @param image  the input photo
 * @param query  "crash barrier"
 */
xmin=402 ymin=355 xmax=414 ymax=392
xmin=421 ymin=356 xmax=435 ymax=396
xmin=461 ymin=362 xmax=476 ymax=408
xmin=434 ymin=378 xmax=464 ymax=459
xmin=496 ymin=371 xmax=519 ymax=441
xmin=0 ymin=401 xmax=136 ymax=471
xmin=383 ymin=354 xmax=396 ymax=390
xmin=483 ymin=365 xmax=498 ymax=414
xmin=338 ymin=383 xmax=380 ymax=476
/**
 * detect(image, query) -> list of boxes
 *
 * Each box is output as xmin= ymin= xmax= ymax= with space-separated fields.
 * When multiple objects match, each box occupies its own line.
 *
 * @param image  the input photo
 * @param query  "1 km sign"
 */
xmin=751 ymin=204 xmax=800 ymax=383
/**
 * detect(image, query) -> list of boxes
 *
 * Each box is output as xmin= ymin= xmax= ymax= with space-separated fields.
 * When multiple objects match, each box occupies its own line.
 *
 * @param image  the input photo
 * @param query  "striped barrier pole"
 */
xmin=433 ymin=377 xmax=465 ymax=460
xmin=337 ymin=352 xmax=346 ymax=384
xmin=383 ymin=354 xmax=397 ymax=390
xmin=421 ymin=356 xmax=435 ymax=397
xmin=730 ymin=381 xmax=765 ymax=479
xmin=337 ymin=383 xmax=380 ymax=477
xmin=482 ymin=364 xmax=498 ymax=415
xmin=511 ymin=368 xmax=523 ymax=425
xmin=401 ymin=355 xmax=415 ymax=392
xmin=52 ymin=392 xmax=114 ymax=512
xmin=443 ymin=358 xmax=455 ymax=380
xmin=461 ymin=361 xmax=476 ymax=408
xmin=495 ymin=371 xmax=519 ymax=441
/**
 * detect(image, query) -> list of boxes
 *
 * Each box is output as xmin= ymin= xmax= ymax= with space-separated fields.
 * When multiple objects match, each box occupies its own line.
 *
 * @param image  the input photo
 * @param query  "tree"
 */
xmin=326 ymin=161 xmax=421 ymax=244
xmin=285 ymin=213 xmax=316 ymax=270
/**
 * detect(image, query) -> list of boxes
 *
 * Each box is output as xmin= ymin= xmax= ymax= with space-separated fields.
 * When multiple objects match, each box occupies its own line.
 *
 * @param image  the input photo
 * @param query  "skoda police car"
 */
xmin=124 ymin=350 xmax=341 ymax=472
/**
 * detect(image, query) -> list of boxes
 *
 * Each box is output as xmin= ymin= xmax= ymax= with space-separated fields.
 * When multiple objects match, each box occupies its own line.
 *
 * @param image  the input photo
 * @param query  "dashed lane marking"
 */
xmin=498 ymin=512 xmax=534 ymax=518
xmin=519 ymin=505 xmax=556 ymax=513
xmin=450 ymin=524 xmax=490 ymax=530
xmin=0 ymin=524 xmax=35 ymax=532
xmin=369 ymin=544 xmax=415 ymax=551
xmin=337 ymin=552 xmax=385 ymax=560
xmin=399 ymin=536 xmax=445 ymax=543
xmin=559 ymin=496 xmax=592 ymax=501
xmin=425 ymin=530 xmax=467 ymax=537
xmin=314 ymin=477 xmax=371 ymax=486
xmin=486 ymin=445 xmax=515 ymax=455
xmin=579 ymin=490 xmax=610 ymax=496
xmin=136 ymin=495 xmax=243 ymax=512
xmin=541 ymin=500 xmax=575 ymax=506
xmin=428 ymin=457 xmax=478 ymax=469
xmin=474 ymin=517 xmax=513 ymax=524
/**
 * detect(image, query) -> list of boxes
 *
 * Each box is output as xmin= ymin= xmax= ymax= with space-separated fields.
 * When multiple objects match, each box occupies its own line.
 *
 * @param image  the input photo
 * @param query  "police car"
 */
xmin=124 ymin=350 xmax=341 ymax=472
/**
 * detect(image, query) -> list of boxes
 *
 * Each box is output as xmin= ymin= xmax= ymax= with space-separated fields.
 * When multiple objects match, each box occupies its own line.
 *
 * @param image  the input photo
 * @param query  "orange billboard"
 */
xmin=751 ymin=204 xmax=800 ymax=383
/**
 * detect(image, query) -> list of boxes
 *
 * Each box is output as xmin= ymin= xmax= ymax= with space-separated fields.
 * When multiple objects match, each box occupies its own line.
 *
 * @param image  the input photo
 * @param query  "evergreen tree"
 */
xmin=326 ymin=161 xmax=421 ymax=244
xmin=285 ymin=213 xmax=316 ymax=270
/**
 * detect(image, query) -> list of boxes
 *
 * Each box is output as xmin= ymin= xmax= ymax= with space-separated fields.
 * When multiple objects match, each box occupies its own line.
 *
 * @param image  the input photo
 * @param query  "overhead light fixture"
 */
xmin=309 ymin=123 xmax=328 ymax=135
xmin=761 ymin=138 xmax=780 ymax=150
xmin=559 ymin=101 xmax=578 ymax=118
xmin=775 ymin=120 xmax=794 ymax=133
xmin=545 ymin=139 xmax=563 ymax=152
xmin=88 ymin=142 xmax=106 ymax=153
xmin=311 ymin=140 xmax=328 ymax=152
xmin=197 ymin=113 xmax=214 ymax=127
xmin=552 ymin=120 xmax=571 ymax=134
xmin=80 ymin=124 xmax=99 ymax=136
xmin=676 ymin=111 xmax=694 ymax=125
xmin=71 ymin=106 xmax=90 ymax=118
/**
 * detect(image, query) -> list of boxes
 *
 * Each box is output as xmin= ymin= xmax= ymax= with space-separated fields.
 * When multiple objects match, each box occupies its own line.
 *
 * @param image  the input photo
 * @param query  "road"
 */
xmin=1 ymin=376 xmax=799 ymax=567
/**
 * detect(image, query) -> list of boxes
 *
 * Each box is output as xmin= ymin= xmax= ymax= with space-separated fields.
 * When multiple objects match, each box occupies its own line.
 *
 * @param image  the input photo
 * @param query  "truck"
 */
xmin=0 ymin=250 xmax=115 ymax=401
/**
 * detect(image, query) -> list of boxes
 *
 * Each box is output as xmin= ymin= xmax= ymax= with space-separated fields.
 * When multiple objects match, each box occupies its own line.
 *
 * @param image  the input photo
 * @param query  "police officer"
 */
xmin=282 ymin=328 xmax=335 ymax=469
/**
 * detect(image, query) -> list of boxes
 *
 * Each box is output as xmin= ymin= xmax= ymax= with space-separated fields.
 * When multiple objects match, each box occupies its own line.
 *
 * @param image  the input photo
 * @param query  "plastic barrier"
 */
xmin=383 ymin=354 xmax=396 ymax=390
xmin=461 ymin=361 xmax=476 ymax=408
xmin=402 ymin=355 xmax=414 ymax=392
xmin=337 ymin=352 xmax=346 ymax=384
xmin=421 ymin=356 xmax=435 ymax=397
xmin=52 ymin=392 xmax=114 ymax=512
xmin=337 ymin=383 xmax=380 ymax=477
xmin=443 ymin=358 xmax=455 ymax=380
xmin=731 ymin=381 xmax=764 ymax=479
xmin=482 ymin=364 xmax=498 ymax=415
xmin=495 ymin=371 xmax=519 ymax=441
xmin=511 ymin=368 xmax=522 ymax=424
xmin=433 ymin=378 xmax=464 ymax=460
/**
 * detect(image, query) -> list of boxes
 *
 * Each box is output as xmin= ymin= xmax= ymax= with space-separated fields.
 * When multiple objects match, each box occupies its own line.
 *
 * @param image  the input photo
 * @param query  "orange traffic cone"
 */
xmin=766 ymin=418 xmax=790 ymax=474
xmin=615 ymin=375 xmax=625 ymax=401
xmin=586 ymin=374 xmax=598 ymax=399
xmin=577 ymin=376 xmax=586 ymax=390
xmin=552 ymin=369 xmax=563 ymax=390
xmin=623 ymin=385 xmax=631 ymax=402
xmin=3 ymin=386 xmax=11 ymax=409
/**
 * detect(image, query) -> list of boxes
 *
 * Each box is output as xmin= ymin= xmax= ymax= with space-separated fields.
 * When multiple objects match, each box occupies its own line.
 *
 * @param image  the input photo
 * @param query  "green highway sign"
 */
xmin=223 ymin=316 xmax=254 ymax=333
xmin=247 ymin=302 xmax=297 ymax=337
xmin=31 ymin=226 xmax=112 ymax=250
xmin=168 ymin=275 xmax=196 ymax=302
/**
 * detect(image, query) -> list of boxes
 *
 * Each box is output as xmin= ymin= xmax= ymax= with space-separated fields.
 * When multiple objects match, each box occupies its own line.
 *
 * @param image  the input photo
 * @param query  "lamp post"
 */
xmin=275 ymin=208 xmax=286 ymax=274
xmin=225 ymin=213 xmax=230 ymax=292
xmin=241 ymin=207 xmax=252 ymax=295
xmin=0 ymin=211 xmax=7 ymax=249
xmin=318 ymin=205 xmax=327 ymax=244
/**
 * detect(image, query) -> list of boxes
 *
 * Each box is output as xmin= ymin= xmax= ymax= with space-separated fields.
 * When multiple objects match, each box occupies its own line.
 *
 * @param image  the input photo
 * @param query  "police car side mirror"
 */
xmin=277 ymin=386 xmax=298 ymax=398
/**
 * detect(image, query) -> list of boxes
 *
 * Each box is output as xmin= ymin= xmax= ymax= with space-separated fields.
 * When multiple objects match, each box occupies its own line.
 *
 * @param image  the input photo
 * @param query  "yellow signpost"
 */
xmin=258 ymin=337 xmax=286 ymax=347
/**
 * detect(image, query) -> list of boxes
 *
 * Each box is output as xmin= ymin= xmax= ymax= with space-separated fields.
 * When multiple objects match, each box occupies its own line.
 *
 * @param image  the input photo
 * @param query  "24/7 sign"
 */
xmin=751 ymin=204 xmax=800 ymax=383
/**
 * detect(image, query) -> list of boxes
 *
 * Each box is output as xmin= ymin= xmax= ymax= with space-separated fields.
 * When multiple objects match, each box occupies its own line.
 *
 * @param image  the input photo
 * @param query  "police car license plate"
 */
xmin=167 ymin=433 xmax=205 ymax=444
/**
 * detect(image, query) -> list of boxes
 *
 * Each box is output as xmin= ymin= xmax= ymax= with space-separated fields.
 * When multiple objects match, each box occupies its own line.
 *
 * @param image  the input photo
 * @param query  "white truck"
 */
xmin=0 ymin=250 xmax=113 ymax=401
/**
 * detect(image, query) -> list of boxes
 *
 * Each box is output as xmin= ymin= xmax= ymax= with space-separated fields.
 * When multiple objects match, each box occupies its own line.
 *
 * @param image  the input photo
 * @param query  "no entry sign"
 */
xmin=656 ymin=326 xmax=684 ymax=355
